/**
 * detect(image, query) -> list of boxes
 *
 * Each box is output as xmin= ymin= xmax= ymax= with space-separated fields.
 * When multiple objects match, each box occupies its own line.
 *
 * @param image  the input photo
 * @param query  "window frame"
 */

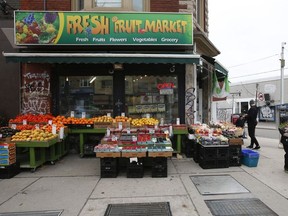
xmin=196 ymin=0 xmax=205 ymax=30
xmin=71 ymin=0 xmax=150 ymax=12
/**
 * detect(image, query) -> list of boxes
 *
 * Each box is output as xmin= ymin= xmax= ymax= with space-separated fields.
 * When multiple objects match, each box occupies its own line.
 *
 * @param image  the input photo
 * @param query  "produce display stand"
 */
xmin=173 ymin=125 xmax=188 ymax=153
xmin=68 ymin=128 xmax=106 ymax=157
xmin=14 ymin=138 xmax=58 ymax=172
xmin=45 ymin=140 xmax=63 ymax=164
xmin=95 ymin=129 xmax=174 ymax=177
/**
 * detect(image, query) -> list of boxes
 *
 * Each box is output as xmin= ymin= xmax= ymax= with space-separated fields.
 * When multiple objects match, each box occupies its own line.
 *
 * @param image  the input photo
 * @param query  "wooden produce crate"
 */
xmin=148 ymin=151 xmax=172 ymax=157
xmin=96 ymin=152 xmax=121 ymax=158
xmin=229 ymin=138 xmax=244 ymax=145
xmin=121 ymin=151 xmax=147 ymax=158
xmin=0 ymin=137 xmax=12 ymax=143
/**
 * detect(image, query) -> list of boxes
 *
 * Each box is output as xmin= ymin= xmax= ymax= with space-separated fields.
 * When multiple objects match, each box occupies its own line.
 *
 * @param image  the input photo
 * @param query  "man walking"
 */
xmin=245 ymin=99 xmax=260 ymax=149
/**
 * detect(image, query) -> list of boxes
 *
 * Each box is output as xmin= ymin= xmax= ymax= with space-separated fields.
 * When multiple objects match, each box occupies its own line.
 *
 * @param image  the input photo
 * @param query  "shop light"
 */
xmin=89 ymin=76 xmax=96 ymax=83
xmin=113 ymin=63 xmax=123 ymax=70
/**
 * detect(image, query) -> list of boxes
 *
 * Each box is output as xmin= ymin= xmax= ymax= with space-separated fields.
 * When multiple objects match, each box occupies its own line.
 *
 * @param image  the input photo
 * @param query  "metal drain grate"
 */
xmin=191 ymin=175 xmax=249 ymax=195
xmin=0 ymin=210 xmax=63 ymax=216
xmin=104 ymin=202 xmax=172 ymax=216
xmin=205 ymin=198 xmax=278 ymax=216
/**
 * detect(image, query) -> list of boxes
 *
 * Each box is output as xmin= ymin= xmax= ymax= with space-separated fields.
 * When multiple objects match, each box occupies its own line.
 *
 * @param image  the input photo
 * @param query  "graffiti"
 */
xmin=185 ymin=87 xmax=196 ymax=125
xmin=259 ymin=106 xmax=275 ymax=121
xmin=217 ymin=108 xmax=232 ymax=122
xmin=22 ymin=97 xmax=50 ymax=114
xmin=21 ymin=71 xmax=51 ymax=114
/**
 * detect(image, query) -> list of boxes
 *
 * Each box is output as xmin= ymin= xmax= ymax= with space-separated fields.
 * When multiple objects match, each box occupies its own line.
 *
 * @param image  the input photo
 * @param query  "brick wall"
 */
xmin=151 ymin=0 xmax=184 ymax=12
xmin=20 ymin=0 xmax=71 ymax=11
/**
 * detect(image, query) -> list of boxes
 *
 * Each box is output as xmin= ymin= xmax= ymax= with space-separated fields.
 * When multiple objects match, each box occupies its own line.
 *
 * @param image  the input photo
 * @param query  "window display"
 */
xmin=125 ymin=75 xmax=178 ymax=123
xmin=59 ymin=76 xmax=113 ymax=117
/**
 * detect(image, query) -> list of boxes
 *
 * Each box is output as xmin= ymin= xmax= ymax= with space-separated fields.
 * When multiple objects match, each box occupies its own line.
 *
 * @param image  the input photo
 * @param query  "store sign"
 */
xmin=157 ymin=82 xmax=174 ymax=95
xmin=14 ymin=11 xmax=193 ymax=46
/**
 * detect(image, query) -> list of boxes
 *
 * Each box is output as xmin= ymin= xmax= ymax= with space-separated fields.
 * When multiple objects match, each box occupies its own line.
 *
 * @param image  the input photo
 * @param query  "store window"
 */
xmin=125 ymin=75 xmax=178 ymax=123
xmin=59 ymin=76 xmax=113 ymax=117
xmin=72 ymin=0 xmax=149 ymax=11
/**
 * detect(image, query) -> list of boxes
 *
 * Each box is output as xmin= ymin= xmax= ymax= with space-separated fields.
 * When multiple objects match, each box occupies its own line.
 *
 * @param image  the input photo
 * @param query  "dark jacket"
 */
xmin=246 ymin=106 xmax=258 ymax=127
xmin=279 ymin=127 xmax=288 ymax=145
xmin=235 ymin=117 xmax=245 ymax=128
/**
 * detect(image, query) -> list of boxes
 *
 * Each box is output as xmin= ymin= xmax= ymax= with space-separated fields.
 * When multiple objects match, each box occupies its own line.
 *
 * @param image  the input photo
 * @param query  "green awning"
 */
xmin=215 ymin=60 xmax=229 ymax=76
xmin=2 ymin=52 xmax=201 ymax=64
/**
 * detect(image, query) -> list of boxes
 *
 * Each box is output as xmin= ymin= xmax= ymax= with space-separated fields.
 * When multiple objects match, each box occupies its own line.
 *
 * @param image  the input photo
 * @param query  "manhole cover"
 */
xmin=104 ymin=202 xmax=172 ymax=216
xmin=205 ymin=198 xmax=278 ymax=216
xmin=0 ymin=210 xmax=63 ymax=216
xmin=191 ymin=175 xmax=249 ymax=195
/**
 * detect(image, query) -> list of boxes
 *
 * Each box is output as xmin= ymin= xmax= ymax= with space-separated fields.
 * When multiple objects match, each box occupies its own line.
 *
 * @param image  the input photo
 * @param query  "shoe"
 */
xmin=253 ymin=146 xmax=261 ymax=150
xmin=246 ymin=145 xmax=253 ymax=149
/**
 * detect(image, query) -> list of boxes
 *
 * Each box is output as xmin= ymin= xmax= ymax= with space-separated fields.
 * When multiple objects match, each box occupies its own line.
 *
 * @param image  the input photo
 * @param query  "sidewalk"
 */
xmin=0 ymin=137 xmax=287 ymax=216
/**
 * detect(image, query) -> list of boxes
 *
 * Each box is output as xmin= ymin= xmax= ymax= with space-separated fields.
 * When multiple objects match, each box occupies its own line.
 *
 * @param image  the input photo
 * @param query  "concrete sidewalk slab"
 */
xmin=80 ymin=195 xmax=198 ymax=216
xmin=0 ymin=136 xmax=288 ymax=216
xmin=0 ymin=176 xmax=99 ymax=216
xmin=91 ymin=176 xmax=187 ymax=199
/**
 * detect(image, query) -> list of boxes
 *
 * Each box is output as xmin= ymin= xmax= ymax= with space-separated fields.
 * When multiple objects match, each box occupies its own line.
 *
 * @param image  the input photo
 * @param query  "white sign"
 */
xmin=160 ymin=88 xmax=173 ymax=95
xmin=59 ymin=127 xmax=64 ymax=139
xmin=258 ymin=92 xmax=264 ymax=101
xmin=52 ymin=124 xmax=57 ymax=134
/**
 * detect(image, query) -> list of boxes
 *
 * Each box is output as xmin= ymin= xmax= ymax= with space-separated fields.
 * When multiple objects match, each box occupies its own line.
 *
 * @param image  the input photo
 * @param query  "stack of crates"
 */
xmin=0 ymin=143 xmax=20 ymax=179
xmin=0 ymin=143 xmax=16 ymax=165
xmin=100 ymin=158 xmax=118 ymax=178
xmin=151 ymin=157 xmax=167 ymax=177
xmin=127 ymin=158 xmax=144 ymax=178
xmin=199 ymin=145 xmax=229 ymax=169
xmin=229 ymin=145 xmax=242 ymax=166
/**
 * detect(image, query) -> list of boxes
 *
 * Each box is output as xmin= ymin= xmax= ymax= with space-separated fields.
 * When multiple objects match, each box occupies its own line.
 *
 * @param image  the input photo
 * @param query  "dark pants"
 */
xmin=284 ymin=144 xmax=288 ymax=170
xmin=248 ymin=125 xmax=259 ymax=147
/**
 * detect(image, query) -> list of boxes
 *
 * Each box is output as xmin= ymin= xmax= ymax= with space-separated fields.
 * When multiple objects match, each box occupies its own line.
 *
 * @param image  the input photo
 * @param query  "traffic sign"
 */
xmin=258 ymin=92 xmax=264 ymax=101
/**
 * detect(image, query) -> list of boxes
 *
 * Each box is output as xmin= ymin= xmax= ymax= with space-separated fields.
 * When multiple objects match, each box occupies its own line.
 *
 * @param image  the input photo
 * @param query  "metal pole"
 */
xmin=256 ymin=83 xmax=259 ymax=106
xmin=280 ymin=42 xmax=286 ymax=105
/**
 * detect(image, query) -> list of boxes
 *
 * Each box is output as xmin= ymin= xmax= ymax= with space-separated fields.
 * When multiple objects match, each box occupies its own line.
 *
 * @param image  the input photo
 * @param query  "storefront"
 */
xmin=3 ymin=10 xmax=228 ymax=125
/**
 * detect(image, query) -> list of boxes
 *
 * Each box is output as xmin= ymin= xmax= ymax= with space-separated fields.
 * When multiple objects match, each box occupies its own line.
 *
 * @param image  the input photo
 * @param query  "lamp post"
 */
xmin=280 ymin=42 xmax=286 ymax=105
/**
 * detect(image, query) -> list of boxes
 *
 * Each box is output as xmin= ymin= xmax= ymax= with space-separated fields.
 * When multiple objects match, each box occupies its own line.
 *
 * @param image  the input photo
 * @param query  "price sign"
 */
xmin=81 ymin=112 xmax=86 ymax=118
xmin=71 ymin=111 xmax=75 ymax=117
xmin=52 ymin=124 xmax=57 ymax=134
xmin=59 ymin=127 xmax=64 ymax=139
xmin=23 ymin=120 xmax=27 ymax=125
